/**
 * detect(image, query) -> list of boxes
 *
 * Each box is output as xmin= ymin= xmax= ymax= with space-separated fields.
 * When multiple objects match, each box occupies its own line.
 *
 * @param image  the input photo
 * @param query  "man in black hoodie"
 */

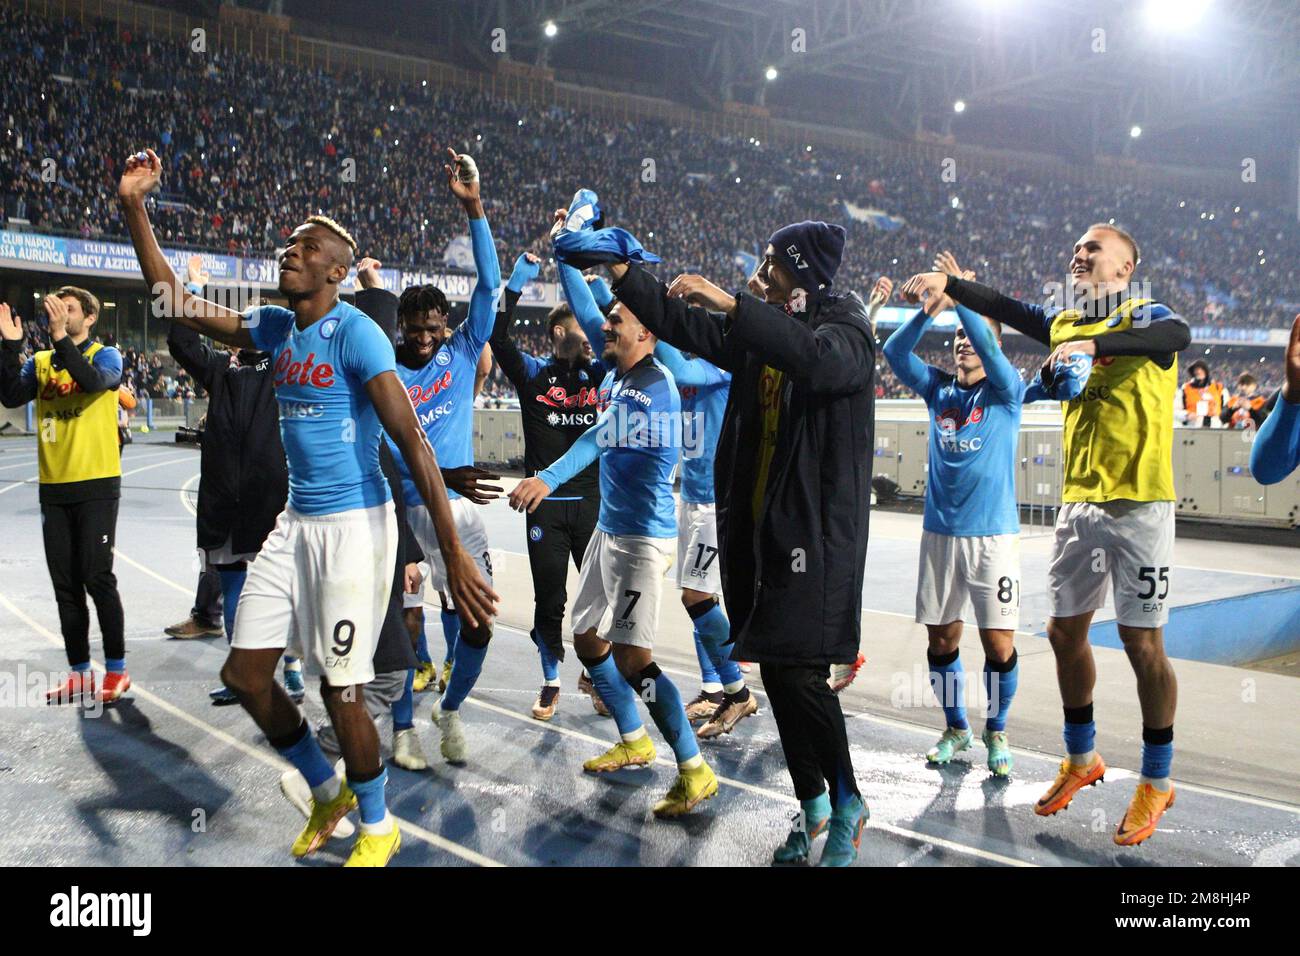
xmin=165 ymin=257 xmax=301 ymax=704
xmin=604 ymin=220 xmax=874 ymax=867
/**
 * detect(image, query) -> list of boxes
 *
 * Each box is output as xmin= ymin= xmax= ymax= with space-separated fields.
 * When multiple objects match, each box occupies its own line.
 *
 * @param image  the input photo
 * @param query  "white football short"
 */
xmin=232 ymin=501 xmax=398 ymax=687
xmin=916 ymin=530 xmax=1021 ymax=631
xmin=406 ymin=497 xmax=494 ymax=609
xmin=1048 ymin=500 xmax=1174 ymax=628
xmin=572 ymin=530 xmax=673 ymax=649
xmin=676 ymin=499 xmax=722 ymax=593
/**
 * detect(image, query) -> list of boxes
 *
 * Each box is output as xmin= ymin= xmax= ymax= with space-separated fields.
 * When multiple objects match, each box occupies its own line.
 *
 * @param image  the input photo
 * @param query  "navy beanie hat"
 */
xmin=767 ymin=220 xmax=847 ymax=293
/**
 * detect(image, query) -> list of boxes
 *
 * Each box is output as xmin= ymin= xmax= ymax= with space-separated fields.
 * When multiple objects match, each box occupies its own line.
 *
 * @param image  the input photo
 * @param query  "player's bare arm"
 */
xmin=117 ymin=148 xmax=254 ymax=348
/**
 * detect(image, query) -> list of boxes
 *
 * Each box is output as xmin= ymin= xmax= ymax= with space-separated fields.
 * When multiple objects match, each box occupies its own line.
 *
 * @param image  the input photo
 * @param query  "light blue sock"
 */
xmin=392 ymin=669 xmax=415 ymax=731
xmin=348 ymin=769 xmax=388 ymax=826
xmin=415 ymin=609 xmax=431 ymax=665
xmin=693 ymin=633 xmax=721 ymax=687
xmin=440 ymin=609 xmax=460 ymax=665
xmin=641 ymin=667 xmax=700 ymax=764
xmin=693 ymin=601 xmax=743 ymax=687
xmin=532 ymin=630 xmax=560 ymax=683
xmin=275 ymin=724 xmax=335 ymax=790
xmin=218 ymin=568 xmax=247 ymax=643
xmin=801 ymin=791 xmax=831 ymax=826
xmin=982 ymin=652 xmax=1019 ymax=732
xmin=440 ymin=639 xmax=487 ymax=711
xmin=927 ymin=650 xmax=969 ymax=731
xmin=584 ymin=653 xmax=643 ymax=737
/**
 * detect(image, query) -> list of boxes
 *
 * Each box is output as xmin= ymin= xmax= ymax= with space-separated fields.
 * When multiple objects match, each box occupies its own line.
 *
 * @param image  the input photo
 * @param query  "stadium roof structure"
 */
xmin=429 ymin=0 xmax=1300 ymax=166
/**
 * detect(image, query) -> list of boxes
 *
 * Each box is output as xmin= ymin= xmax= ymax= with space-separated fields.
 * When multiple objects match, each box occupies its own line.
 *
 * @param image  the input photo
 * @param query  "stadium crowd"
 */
xmin=0 ymin=6 xmax=1293 ymax=399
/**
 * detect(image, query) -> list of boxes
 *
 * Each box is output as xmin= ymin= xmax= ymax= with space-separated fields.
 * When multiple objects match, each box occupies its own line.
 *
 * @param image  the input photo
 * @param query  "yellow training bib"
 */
xmin=1050 ymin=298 xmax=1176 ymax=503
xmin=34 ymin=343 xmax=121 ymax=486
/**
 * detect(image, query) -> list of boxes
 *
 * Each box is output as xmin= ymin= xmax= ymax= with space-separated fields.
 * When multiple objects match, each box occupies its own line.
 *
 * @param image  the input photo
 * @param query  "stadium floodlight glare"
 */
xmin=1130 ymin=125 xmax=1142 ymax=138
xmin=543 ymin=20 xmax=558 ymax=38
xmin=765 ymin=66 xmax=778 ymax=81
xmin=1144 ymin=0 xmax=1212 ymax=30
xmin=953 ymin=100 xmax=966 ymax=113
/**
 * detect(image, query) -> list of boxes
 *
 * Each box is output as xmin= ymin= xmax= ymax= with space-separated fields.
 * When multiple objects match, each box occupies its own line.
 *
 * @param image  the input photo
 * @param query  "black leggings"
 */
xmin=760 ymin=662 xmax=860 ymax=807
xmin=525 ymin=496 xmax=598 ymax=662
xmin=41 ymin=497 xmax=125 ymax=667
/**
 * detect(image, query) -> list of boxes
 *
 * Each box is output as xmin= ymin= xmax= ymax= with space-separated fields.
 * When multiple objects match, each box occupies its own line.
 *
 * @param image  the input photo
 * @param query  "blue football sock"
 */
xmin=927 ymin=650 xmax=968 ymax=731
xmin=641 ymin=666 xmax=700 ymax=764
xmin=583 ymin=652 xmax=643 ymax=737
xmin=218 ymin=568 xmax=247 ymax=643
xmin=392 ymin=669 xmax=415 ymax=731
xmin=440 ymin=609 xmax=460 ymax=665
xmin=532 ymin=630 xmax=560 ymax=683
xmin=415 ymin=609 xmax=431 ymax=665
xmin=1140 ymin=725 xmax=1174 ymax=781
xmin=693 ymin=601 xmax=743 ymax=688
xmin=71 ymin=661 xmax=92 ymax=673
xmin=274 ymin=722 xmax=336 ymax=790
xmin=440 ymin=639 xmax=486 ymax=711
xmin=1063 ymin=704 xmax=1096 ymax=760
xmin=105 ymin=657 xmax=126 ymax=674
xmin=693 ymin=633 xmax=721 ymax=687
xmin=982 ymin=651 xmax=1018 ymax=732
xmin=348 ymin=768 xmax=388 ymax=826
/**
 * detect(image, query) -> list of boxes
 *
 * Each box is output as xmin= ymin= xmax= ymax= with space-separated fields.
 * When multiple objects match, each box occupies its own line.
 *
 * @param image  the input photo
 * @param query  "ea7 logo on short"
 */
xmin=50 ymin=886 xmax=152 ymax=936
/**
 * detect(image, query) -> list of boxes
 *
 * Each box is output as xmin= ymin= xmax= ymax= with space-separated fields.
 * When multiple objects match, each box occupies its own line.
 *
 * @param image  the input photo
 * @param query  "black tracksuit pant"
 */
xmin=525 ymin=496 xmax=599 ymax=662
xmin=41 ymin=496 xmax=126 ymax=667
xmin=760 ymin=662 xmax=861 ymax=807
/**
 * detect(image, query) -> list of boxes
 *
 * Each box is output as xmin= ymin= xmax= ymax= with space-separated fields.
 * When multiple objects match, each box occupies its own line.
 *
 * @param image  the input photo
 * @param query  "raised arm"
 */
xmin=882 ymin=307 xmax=940 ymax=399
xmin=490 ymin=253 xmax=544 ymax=386
xmin=445 ymin=149 xmax=500 ymax=352
xmin=902 ymin=271 xmax=1051 ymax=346
xmin=0 ymin=303 xmax=37 ymax=408
xmin=557 ymin=261 xmax=608 ymax=355
xmin=955 ymin=303 xmax=1020 ymax=397
xmin=116 ymin=149 xmax=253 ymax=348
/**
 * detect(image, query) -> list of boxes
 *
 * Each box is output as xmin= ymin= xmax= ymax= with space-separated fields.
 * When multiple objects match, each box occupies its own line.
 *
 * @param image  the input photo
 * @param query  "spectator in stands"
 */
xmin=1178 ymin=358 xmax=1226 ymax=427
xmin=1221 ymin=373 xmax=1268 ymax=430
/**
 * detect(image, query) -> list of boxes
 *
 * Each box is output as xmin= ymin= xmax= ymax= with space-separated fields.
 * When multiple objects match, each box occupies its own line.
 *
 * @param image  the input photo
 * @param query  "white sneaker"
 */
xmin=432 ymin=699 xmax=467 ymax=764
xmin=278 ymin=769 xmax=355 ymax=839
xmin=393 ymin=727 xmax=428 ymax=771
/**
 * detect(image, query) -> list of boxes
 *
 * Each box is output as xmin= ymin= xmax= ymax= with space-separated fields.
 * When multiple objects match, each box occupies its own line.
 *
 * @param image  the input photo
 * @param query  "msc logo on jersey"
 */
xmin=529 ymin=525 xmax=543 ymax=542
xmin=319 ymin=318 xmax=339 ymax=339
xmin=435 ymin=348 xmax=452 ymax=367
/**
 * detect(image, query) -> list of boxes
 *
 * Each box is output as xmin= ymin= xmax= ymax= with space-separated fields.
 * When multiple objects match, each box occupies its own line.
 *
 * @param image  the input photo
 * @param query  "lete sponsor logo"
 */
xmin=274 ymin=350 xmax=335 ymax=388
